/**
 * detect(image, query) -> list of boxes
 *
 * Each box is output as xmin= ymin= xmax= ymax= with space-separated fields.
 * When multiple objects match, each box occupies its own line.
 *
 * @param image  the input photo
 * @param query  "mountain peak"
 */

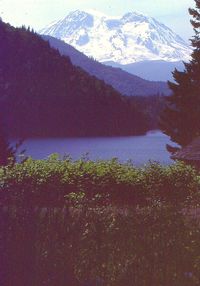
xmin=65 ymin=10 xmax=93 ymax=24
xmin=40 ymin=10 xmax=192 ymax=64
xmin=122 ymin=11 xmax=149 ymax=22
xmin=82 ymin=9 xmax=111 ymax=18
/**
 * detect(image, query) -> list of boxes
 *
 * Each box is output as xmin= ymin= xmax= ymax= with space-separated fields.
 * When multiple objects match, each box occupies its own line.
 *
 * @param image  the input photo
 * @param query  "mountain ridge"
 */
xmin=40 ymin=9 xmax=192 ymax=65
xmin=0 ymin=19 xmax=149 ymax=138
xmin=42 ymin=35 xmax=170 ymax=96
xmin=103 ymin=60 xmax=185 ymax=81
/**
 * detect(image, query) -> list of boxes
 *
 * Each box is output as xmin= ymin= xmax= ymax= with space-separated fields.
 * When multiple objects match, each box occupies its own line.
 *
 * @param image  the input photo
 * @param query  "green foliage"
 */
xmin=72 ymin=204 xmax=200 ymax=286
xmin=1 ymin=157 xmax=199 ymax=206
xmin=160 ymin=0 xmax=200 ymax=148
xmin=142 ymin=162 xmax=199 ymax=205
xmin=1 ymin=158 xmax=200 ymax=285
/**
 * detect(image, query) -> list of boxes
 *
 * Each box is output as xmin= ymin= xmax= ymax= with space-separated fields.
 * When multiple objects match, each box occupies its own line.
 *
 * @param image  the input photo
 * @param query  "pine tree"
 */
xmin=160 ymin=0 xmax=200 ymax=151
xmin=0 ymin=128 xmax=15 ymax=165
xmin=0 ymin=122 xmax=25 ymax=166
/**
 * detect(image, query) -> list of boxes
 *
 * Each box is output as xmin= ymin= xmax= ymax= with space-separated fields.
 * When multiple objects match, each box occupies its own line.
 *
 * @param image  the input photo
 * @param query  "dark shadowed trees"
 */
xmin=0 ymin=123 xmax=15 ymax=165
xmin=160 ymin=0 xmax=200 ymax=152
xmin=0 ymin=19 xmax=148 ymax=138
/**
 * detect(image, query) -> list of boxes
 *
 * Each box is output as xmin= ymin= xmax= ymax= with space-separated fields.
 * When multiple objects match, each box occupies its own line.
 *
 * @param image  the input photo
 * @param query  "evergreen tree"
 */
xmin=0 ymin=127 xmax=15 ymax=165
xmin=0 ymin=121 xmax=25 ymax=165
xmin=160 ymin=0 xmax=200 ymax=151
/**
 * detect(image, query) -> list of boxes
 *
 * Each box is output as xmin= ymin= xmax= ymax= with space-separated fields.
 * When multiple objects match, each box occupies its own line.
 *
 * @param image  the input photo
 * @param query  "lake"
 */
xmin=19 ymin=130 xmax=176 ymax=166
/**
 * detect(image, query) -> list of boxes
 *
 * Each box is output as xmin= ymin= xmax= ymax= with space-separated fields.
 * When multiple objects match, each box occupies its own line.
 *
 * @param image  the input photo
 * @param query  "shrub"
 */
xmin=1 ymin=157 xmax=200 ymax=285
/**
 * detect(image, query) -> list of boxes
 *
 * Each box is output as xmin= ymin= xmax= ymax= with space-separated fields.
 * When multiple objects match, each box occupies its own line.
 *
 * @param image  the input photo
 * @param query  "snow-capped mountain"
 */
xmin=40 ymin=9 xmax=191 ymax=64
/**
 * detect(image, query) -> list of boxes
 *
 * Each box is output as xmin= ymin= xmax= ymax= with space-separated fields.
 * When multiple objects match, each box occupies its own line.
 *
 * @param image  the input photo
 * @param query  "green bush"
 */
xmin=0 ymin=156 xmax=200 ymax=207
xmin=1 ymin=157 xmax=200 ymax=285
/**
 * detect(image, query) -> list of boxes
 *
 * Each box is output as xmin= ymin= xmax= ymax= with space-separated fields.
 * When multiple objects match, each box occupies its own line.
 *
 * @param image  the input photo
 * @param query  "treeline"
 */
xmin=43 ymin=35 xmax=170 ymax=97
xmin=130 ymin=94 xmax=166 ymax=130
xmin=1 ymin=157 xmax=200 ymax=285
xmin=0 ymin=20 xmax=150 ymax=138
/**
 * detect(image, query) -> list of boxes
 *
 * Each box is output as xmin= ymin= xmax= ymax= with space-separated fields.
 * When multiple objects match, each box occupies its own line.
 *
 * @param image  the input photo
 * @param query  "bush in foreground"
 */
xmin=1 ymin=157 xmax=200 ymax=285
xmin=0 ymin=155 xmax=200 ymax=207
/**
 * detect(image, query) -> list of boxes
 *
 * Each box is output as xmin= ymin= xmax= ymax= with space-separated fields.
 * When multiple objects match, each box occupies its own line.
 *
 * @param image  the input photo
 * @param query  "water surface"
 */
xmin=19 ymin=130 xmax=175 ymax=166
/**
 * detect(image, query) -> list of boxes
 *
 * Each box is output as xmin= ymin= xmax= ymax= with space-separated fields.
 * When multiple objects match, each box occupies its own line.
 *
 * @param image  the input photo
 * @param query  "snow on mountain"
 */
xmin=39 ymin=10 xmax=192 ymax=64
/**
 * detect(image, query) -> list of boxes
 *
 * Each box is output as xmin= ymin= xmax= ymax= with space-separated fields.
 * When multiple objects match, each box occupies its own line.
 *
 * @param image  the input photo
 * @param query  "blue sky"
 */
xmin=0 ymin=0 xmax=195 ymax=42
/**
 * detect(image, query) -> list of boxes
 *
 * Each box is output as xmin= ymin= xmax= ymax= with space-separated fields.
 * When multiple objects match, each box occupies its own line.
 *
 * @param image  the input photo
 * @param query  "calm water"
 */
xmin=19 ymin=130 xmax=175 ymax=166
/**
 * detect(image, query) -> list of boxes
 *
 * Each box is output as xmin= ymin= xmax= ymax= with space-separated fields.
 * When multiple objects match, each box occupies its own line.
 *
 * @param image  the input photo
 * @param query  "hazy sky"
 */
xmin=0 ymin=0 xmax=195 ymax=42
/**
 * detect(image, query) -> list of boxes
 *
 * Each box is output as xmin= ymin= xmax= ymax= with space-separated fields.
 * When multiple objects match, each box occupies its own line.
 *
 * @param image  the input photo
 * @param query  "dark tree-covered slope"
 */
xmin=42 ymin=35 xmax=170 ymax=96
xmin=160 ymin=0 xmax=200 ymax=150
xmin=0 ymin=20 xmax=148 ymax=138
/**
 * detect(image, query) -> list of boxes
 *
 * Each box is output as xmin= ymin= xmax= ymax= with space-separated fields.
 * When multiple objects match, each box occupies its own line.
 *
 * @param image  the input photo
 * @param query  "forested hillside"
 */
xmin=42 ymin=35 xmax=170 ymax=96
xmin=0 ymin=20 xmax=148 ymax=138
